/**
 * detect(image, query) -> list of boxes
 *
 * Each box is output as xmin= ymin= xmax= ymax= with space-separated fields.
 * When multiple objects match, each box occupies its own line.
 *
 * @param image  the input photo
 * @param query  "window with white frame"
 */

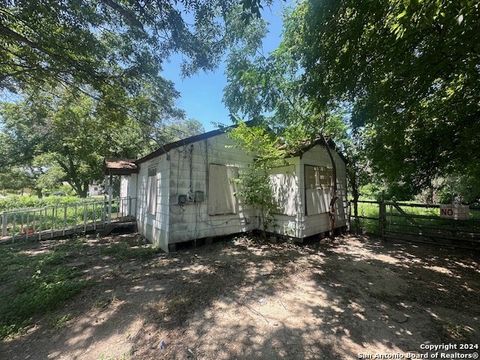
xmin=146 ymin=167 xmax=157 ymax=215
xmin=304 ymin=165 xmax=333 ymax=215
xmin=208 ymin=164 xmax=238 ymax=215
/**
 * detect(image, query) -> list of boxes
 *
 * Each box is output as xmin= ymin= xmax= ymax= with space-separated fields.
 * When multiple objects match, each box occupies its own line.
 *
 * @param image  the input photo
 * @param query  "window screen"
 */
xmin=208 ymin=164 xmax=238 ymax=215
xmin=147 ymin=167 xmax=157 ymax=215
xmin=305 ymin=165 xmax=333 ymax=215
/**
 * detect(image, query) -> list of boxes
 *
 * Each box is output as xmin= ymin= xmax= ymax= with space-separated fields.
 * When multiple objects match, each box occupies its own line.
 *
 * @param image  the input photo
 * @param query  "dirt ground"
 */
xmin=1 ymin=234 xmax=479 ymax=359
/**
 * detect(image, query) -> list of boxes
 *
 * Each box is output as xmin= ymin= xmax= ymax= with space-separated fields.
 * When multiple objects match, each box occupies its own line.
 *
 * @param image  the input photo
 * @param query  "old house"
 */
xmin=108 ymin=127 xmax=348 ymax=252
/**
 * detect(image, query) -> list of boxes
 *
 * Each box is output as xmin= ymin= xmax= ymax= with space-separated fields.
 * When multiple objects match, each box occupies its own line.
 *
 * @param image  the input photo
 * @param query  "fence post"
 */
xmin=379 ymin=197 xmax=386 ymax=239
xmin=1 ymin=212 xmax=7 ymax=237
xmin=63 ymin=204 xmax=67 ymax=236
xmin=84 ymin=203 xmax=87 ymax=233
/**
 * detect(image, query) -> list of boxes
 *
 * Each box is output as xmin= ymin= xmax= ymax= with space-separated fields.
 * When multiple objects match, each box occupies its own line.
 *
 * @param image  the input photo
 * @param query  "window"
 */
xmin=208 ymin=164 xmax=238 ymax=215
xmin=147 ymin=167 xmax=157 ymax=215
xmin=305 ymin=165 xmax=333 ymax=215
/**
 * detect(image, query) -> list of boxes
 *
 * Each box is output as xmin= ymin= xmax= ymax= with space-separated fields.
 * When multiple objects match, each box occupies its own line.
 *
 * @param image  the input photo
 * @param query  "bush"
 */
xmin=0 ymin=195 xmax=82 ymax=211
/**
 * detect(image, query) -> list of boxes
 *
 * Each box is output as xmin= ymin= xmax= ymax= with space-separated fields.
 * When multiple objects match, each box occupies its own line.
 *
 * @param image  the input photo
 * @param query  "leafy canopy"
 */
xmin=282 ymin=0 xmax=480 ymax=193
xmin=0 ymin=0 xmax=269 ymax=90
xmin=0 ymin=86 xmax=203 ymax=196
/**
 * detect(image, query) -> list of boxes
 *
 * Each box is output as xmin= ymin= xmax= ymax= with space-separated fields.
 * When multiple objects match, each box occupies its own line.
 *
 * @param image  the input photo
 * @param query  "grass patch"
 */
xmin=0 ymin=240 xmax=89 ymax=339
xmin=48 ymin=314 xmax=72 ymax=330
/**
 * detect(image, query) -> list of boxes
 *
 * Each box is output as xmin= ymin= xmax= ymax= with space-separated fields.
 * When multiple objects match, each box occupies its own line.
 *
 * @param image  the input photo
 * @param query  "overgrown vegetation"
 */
xmin=0 ymin=240 xmax=89 ymax=339
xmin=354 ymin=201 xmax=480 ymax=235
xmin=0 ymin=195 xmax=82 ymax=211
xmin=0 ymin=1 xmax=270 ymax=198
xmin=228 ymin=122 xmax=285 ymax=235
xmin=224 ymin=0 xmax=480 ymax=205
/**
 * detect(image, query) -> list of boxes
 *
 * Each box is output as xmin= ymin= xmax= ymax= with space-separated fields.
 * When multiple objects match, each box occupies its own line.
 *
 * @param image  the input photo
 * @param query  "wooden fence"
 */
xmin=350 ymin=199 xmax=480 ymax=247
xmin=0 ymin=197 xmax=137 ymax=242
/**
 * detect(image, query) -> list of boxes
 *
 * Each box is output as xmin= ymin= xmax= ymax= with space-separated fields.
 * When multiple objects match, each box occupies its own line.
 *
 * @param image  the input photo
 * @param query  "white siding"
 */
xmin=120 ymin=174 xmax=137 ymax=216
xmin=132 ymin=135 xmax=348 ymax=250
xmin=268 ymin=160 xmax=303 ymax=238
xmin=168 ymin=134 xmax=256 ymax=244
xmin=136 ymin=155 xmax=170 ymax=251
xmin=298 ymin=145 xmax=348 ymax=237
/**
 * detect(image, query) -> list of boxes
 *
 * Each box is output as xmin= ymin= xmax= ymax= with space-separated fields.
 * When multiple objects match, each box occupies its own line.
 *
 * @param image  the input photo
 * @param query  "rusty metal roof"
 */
xmin=134 ymin=121 xmax=347 ymax=165
xmin=104 ymin=159 xmax=138 ymax=175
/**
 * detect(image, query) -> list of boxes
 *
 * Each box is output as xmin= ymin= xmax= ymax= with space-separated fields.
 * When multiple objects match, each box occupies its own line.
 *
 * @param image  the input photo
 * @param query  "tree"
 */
xmin=228 ymin=122 xmax=285 ymax=236
xmin=0 ymin=0 xmax=269 ymax=91
xmin=223 ymin=13 xmax=353 ymax=237
xmin=0 ymin=167 xmax=33 ymax=195
xmin=0 ymin=86 xmax=202 ymax=197
xmin=282 ymin=0 xmax=480 ymax=194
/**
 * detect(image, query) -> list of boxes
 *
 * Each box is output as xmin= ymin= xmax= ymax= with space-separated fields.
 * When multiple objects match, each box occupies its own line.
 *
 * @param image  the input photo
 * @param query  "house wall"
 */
xmin=268 ymin=160 xmax=303 ymax=238
xmin=136 ymin=155 xmax=170 ymax=251
xmin=298 ymin=145 xmax=348 ymax=237
xmin=168 ymin=134 xmax=256 ymax=244
xmin=130 ymin=135 xmax=348 ymax=249
xmin=120 ymin=174 xmax=137 ymax=216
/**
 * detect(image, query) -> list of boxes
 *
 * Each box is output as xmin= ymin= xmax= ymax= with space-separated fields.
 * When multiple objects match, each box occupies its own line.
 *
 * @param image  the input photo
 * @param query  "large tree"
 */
xmin=0 ymin=0 xmax=269 ymax=89
xmin=282 ymin=0 xmax=480 ymax=195
xmin=0 ymin=0 xmax=272 ymax=128
xmin=0 ymin=86 xmax=203 ymax=197
xmin=223 ymin=13 xmax=355 ymax=235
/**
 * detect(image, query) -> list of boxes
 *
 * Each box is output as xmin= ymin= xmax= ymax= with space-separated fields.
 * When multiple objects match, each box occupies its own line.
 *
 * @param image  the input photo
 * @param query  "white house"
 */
xmin=106 ymin=127 xmax=348 ymax=252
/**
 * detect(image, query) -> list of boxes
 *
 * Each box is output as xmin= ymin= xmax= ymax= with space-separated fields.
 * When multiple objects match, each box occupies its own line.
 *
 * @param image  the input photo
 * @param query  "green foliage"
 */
xmin=0 ymin=241 xmax=88 ymax=338
xmin=0 ymin=0 xmax=269 ymax=97
xmin=437 ymin=175 xmax=480 ymax=205
xmin=235 ymin=163 xmax=278 ymax=233
xmin=0 ymin=167 xmax=33 ymax=194
xmin=0 ymin=195 xmax=82 ymax=211
xmin=282 ymin=0 xmax=480 ymax=192
xmin=223 ymin=7 xmax=354 ymax=154
xmin=228 ymin=122 xmax=286 ymax=163
xmin=228 ymin=123 xmax=282 ymax=233
xmin=0 ymin=85 xmax=203 ymax=197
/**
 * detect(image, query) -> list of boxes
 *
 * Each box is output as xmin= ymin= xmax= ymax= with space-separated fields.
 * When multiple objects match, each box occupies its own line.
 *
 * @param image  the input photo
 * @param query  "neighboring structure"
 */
xmin=106 ymin=127 xmax=348 ymax=252
xmin=88 ymin=181 xmax=104 ymax=197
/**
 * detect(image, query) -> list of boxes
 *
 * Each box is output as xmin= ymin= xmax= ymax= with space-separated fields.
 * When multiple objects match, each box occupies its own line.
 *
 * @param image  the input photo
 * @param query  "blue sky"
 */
xmin=161 ymin=1 xmax=289 ymax=131
xmin=0 ymin=1 xmax=290 ymax=131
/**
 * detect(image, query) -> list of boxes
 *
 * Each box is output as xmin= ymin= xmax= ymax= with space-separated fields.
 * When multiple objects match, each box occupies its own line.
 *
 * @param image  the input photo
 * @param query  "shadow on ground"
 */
xmin=0 ymin=233 xmax=479 ymax=359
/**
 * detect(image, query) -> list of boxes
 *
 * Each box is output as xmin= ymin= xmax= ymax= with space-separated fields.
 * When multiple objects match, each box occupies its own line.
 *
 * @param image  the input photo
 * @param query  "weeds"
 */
xmin=0 ymin=241 xmax=88 ymax=339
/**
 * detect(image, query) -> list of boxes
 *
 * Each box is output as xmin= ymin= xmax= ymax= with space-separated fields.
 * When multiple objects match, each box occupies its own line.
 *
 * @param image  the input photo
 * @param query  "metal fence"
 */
xmin=350 ymin=199 xmax=480 ymax=247
xmin=0 ymin=197 xmax=137 ymax=242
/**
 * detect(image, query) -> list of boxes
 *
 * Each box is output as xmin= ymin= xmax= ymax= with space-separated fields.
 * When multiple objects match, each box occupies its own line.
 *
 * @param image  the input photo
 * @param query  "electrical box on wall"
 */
xmin=178 ymin=194 xmax=187 ymax=205
xmin=194 ymin=191 xmax=205 ymax=203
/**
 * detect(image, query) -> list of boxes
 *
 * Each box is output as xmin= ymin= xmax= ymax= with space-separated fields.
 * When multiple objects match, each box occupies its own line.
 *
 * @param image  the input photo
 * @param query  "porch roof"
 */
xmin=104 ymin=159 xmax=138 ymax=175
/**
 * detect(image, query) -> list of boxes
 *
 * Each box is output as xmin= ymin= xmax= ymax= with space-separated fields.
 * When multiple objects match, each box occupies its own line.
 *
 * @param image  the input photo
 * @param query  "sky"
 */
xmin=161 ymin=1 xmax=289 ymax=132
xmin=0 ymin=1 xmax=290 ymax=132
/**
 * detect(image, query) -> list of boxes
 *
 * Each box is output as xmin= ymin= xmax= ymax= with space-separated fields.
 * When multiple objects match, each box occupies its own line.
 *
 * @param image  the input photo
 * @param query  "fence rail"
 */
xmin=350 ymin=199 xmax=480 ymax=247
xmin=0 ymin=197 xmax=137 ymax=242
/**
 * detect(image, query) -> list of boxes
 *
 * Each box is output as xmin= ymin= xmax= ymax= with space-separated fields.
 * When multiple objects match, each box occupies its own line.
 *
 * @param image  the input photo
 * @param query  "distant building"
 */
xmin=88 ymin=182 xmax=104 ymax=197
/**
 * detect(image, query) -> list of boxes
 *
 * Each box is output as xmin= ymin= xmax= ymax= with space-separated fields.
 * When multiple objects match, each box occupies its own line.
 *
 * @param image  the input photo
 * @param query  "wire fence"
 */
xmin=350 ymin=199 xmax=480 ymax=247
xmin=0 ymin=197 xmax=137 ymax=242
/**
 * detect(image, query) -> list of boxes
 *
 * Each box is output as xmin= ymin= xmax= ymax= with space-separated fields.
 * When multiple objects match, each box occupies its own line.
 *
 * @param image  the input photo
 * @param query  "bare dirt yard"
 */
xmin=0 ymin=234 xmax=479 ymax=359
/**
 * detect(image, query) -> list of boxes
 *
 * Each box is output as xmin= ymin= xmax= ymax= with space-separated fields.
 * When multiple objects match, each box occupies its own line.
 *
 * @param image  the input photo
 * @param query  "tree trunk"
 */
xmin=35 ymin=187 xmax=43 ymax=198
xmin=347 ymin=167 xmax=360 ymax=234
xmin=78 ymin=182 xmax=89 ymax=198
xmin=352 ymin=175 xmax=360 ymax=234
xmin=322 ymin=136 xmax=338 ymax=239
